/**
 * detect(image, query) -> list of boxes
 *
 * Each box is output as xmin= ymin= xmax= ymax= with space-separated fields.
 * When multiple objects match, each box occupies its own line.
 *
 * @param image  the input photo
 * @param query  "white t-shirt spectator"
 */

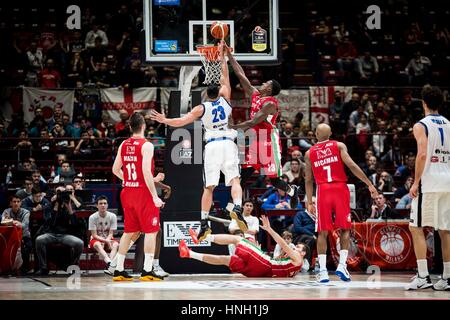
xmin=273 ymin=243 xmax=297 ymax=259
xmin=228 ymin=215 xmax=259 ymax=241
xmin=88 ymin=211 xmax=117 ymax=239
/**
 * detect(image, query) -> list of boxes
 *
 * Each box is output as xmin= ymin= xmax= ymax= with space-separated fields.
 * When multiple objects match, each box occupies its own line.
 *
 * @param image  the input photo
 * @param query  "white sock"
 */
xmin=144 ymin=253 xmax=154 ymax=272
xmin=443 ymin=261 xmax=450 ymax=279
xmin=233 ymin=199 xmax=242 ymax=207
xmin=201 ymin=211 xmax=209 ymax=220
xmin=153 ymin=259 xmax=159 ymax=267
xmin=205 ymin=234 xmax=215 ymax=242
xmin=417 ymin=259 xmax=429 ymax=278
xmin=318 ymin=254 xmax=327 ymax=272
xmin=110 ymin=240 xmax=134 ymax=268
xmin=339 ymin=250 xmax=348 ymax=266
xmin=116 ymin=254 xmax=126 ymax=272
xmin=287 ymin=186 xmax=295 ymax=197
xmin=190 ymin=251 xmax=204 ymax=262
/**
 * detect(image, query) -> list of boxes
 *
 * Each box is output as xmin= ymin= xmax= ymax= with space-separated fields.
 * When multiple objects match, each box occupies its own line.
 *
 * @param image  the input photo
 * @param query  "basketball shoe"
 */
xmin=153 ymin=264 xmax=169 ymax=278
xmin=433 ymin=277 xmax=450 ymax=291
xmin=196 ymin=219 xmax=212 ymax=243
xmin=179 ymin=239 xmax=190 ymax=258
xmin=335 ymin=264 xmax=351 ymax=282
xmin=316 ymin=270 xmax=330 ymax=283
xmin=140 ymin=270 xmax=164 ymax=281
xmin=229 ymin=205 xmax=248 ymax=232
xmin=288 ymin=185 xmax=299 ymax=209
xmin=405 ymin=274 xmax=433 ymax=290
xmin=112 ymin=270 xmax=133 ymax=281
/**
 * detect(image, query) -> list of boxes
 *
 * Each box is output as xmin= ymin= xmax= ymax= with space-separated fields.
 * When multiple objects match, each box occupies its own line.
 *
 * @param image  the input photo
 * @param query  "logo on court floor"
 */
xmin=163 ymin=221 xmax=211 ymax=247
xmin=373 ymin=226 xmax=411 ymax=264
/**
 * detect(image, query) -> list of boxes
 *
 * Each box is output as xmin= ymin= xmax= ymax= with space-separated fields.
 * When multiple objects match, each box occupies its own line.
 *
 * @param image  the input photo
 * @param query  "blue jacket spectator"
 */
xmin=292 ymin=209 xmax=315 ymax=237
xmin=395 ymin=194 xmax=413 ymax=209
xmin=261 ymin=189 xmax=302 ymax=210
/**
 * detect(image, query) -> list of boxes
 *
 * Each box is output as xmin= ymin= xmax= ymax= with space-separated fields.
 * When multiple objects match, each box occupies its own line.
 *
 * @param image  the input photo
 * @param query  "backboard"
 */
xmin=143 ymin=0 xmax=280 ymax=65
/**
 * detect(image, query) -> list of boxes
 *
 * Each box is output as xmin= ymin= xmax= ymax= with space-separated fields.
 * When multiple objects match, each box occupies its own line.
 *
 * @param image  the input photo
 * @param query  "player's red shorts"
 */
xmin=89 ymin=237 xmax=119 ymax=249
xmin=120 ymin=187 xmax=160 ymax=233
xmin=242 ymin=130 xmax=282 ymax=178
xmin=316 ymin=182 xmax=351 ymax=232
xmin=229 ymin=239 xmax=272 ymax=277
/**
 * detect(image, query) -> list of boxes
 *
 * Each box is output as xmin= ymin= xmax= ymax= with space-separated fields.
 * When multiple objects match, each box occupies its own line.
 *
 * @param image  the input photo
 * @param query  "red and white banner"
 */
xmin=22 ymin=87 xmax=74 ymax=123
xmin=329 ymin=222 xmax=434 ymax=271
xmin=100 ymin=87 xmax=157 ymax=123
xmin=277 ymin=89 xmax=310 ymax=122
xmin=309 ymin=86 xmax=352 ymax=128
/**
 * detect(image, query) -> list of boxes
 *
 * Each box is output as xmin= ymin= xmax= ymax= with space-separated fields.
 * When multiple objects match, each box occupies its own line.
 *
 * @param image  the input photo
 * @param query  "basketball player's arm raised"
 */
xmin=338 ymin=142 xmax=378 ymax=198
xmin=228 ymin=102 xmax=276 ymax=130
xmin=304 ymin=150 xmax=315 ymax=215
xmin=218 ymin=41 xmax=231 ymax=101
xmin=410 ymin=123 xmax=428 ymax=198
xmin=260 ymin=215 xmax=302 ymax=265
xmin=142 ymin=142 xmax=164 ymax=208
xmin=226 ymin=47 xmax=257 ymax=97
xmin=112 ymin=142 xmax=124 ymax=181
xmin=149 ymin=105 xmax=204 ymax=127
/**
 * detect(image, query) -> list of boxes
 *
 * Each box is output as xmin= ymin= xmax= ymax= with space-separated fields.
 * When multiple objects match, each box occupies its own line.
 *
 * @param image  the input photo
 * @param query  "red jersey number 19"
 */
xmin=324 ymin=165 xmax=332 ymax=182
xmin=126 ymin=163 xmax=137 ymax=181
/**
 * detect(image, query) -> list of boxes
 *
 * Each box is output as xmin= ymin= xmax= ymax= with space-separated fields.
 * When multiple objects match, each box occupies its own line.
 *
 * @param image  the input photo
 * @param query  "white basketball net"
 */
xmin=197 ymin=45 xmax=222 ymax=85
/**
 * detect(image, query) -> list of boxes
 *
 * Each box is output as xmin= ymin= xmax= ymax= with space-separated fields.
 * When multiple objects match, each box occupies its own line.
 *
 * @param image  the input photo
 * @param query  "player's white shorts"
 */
xmin=410 ymin=192 xmax=450 ymax=230
xmin=203 ymin=139 xmax=240 ymax=187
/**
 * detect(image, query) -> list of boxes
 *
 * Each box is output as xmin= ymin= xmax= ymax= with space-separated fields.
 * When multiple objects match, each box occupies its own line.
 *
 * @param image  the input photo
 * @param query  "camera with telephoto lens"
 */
xmin=57 ymin=190 xmax=72 ymax=203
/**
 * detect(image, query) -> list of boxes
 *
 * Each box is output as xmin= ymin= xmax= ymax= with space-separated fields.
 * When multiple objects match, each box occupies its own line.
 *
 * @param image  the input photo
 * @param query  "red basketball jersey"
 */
xmin=250 ymin=91 xmax=279 ymax=133
xmin=309 ymin=140 xmax=347 ymax=185
xmin=120 ymin=137 xmax=154 ymax=188
xmin=271 ymin=259 xmax=302 ymax=278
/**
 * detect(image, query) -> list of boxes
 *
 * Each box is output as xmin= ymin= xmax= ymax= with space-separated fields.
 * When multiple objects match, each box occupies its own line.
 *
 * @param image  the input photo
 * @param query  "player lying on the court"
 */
xmin=178 ymin=215 xmax=308 ymax=278
xmin=151 ymin=41 xmax=247 ymax=242
xmin=223 ymin=43 xmax=300 ymax=210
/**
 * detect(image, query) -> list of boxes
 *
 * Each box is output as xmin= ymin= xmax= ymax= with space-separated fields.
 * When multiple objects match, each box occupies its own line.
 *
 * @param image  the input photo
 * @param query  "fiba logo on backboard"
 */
xmin=373 ymin=226 xmax=411 ymax=264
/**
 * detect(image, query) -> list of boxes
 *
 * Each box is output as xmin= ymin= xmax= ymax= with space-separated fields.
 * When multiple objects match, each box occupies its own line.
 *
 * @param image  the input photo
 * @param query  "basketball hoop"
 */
xmin=196 ymin=44 xmax=223 ymax=85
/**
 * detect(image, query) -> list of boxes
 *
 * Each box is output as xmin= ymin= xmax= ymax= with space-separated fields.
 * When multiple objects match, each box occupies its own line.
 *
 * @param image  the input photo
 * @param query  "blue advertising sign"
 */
xmin=154 ymin=0 xmax=180 ymax=5
xmin=154 ymin=40 xmax=178 ymax=53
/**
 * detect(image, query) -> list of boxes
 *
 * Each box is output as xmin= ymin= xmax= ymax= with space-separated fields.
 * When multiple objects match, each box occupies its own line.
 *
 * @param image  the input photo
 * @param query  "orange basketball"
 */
xmin=210 ymin=21 xmax=229 ymax=39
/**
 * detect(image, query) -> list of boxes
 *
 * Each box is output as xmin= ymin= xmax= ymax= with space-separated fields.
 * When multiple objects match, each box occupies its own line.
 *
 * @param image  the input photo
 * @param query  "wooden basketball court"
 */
xmin=1 ymin=272 xmax=448 ymax=300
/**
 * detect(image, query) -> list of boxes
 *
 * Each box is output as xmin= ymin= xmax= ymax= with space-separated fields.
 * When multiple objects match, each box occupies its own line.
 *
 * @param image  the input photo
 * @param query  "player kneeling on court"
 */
xmin=179 ymin=215 xmax=308 ymax=278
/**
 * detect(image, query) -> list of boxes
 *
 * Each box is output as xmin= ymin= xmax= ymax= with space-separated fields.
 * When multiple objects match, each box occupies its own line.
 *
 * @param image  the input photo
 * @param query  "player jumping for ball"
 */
xmin=304 ymin=124 xmax=378 ymax=283
xmin=224 ymin=43 xmax=300 ymax=209
xmin=150 ymin=41 xmax=246 ymax=243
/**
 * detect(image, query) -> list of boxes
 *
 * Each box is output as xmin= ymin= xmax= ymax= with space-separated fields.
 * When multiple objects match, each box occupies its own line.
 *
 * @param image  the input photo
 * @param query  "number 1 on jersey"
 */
xmin=126 ymin=163 xmax=137 ymax=181
xmin=324 ymin=165 xmax=332 ymax=182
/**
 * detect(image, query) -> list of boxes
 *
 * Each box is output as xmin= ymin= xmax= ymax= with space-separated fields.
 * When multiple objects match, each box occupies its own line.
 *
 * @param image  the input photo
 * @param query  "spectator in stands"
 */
xmin=52 ymin=161 xmax=76 ymax=184
xmin=74 ymin=130 xmax=99 ymax=159
xmin=386 ymin=96 xmax=400 ymax=115
xmin=25 ymin=41 xmax=43 ymax=87
xmin=18 ymin=159 xmax=33 ymax=172
xmin=361 ymin=93 xmax=373 ymax=113
xmin=62 ymin=114 xmax=75 ymax=138
xmin=372 ymin=120 xmax=388 ymax=157
xmin=32 ymin=170 xmax=49 ymax=195
xmin=336 ymin=37 xmax=357 ymax=73
xmin=16 ymin=177 xmax=34 ymax=200
xmin=280 ymin=122 xmax=299 ymax=151
xmin=14 ymin=129 xmax=32 ymax=151
xmin=374 ymin=101 xmax=389 ymax=121
xmin=329 ymin=91 xmax=344 ymax=124
xmin=258 ymin=175 xmax=289 ymax=204
xmin=66 ymin=52 xmax=85 ymax=87
xmin=273 ymin=230 xmax=297 ymax=259
xmin=122 ymin=60 xmax=146 ymax=88
xmin=283 ymin=149 xmax=304 ymax=173
xmin=375 ymin=171 xmax=395 ymax=193
xmin=285 ymin=159 xmax=304 ymax=186
xmin=91 ymin=62 xmax=112 ymax=88
xmin=405 ymin=51 xmax=432 ymax=85
xmin=262 ymin=187 xmax=302 ymax=211
xmin=355 ymin=51 xmax=379 ymax=84
xmin=146 ymin=126 xmax=165 ymax=150
xmin=311 ymin=20 xmax=331 ymax=54
xmin=123 ymin=46 xmax=142 ymax=71
xmin=34 ymin=185 xmax=84 ymax=275
xmin=1 ymin=195 xmax=31 ymax=274
xmin=115 ymin=110 xmax=129 ymax=134
xmin=85 ymin=23 xmax=108 ymax=49
xmin=228 ymin=200 xmax=259 ymax=243
xmin=381 ymin=130 xmax=402 ymax=167
xmin=340 ymin=93 xmax=360 ymax=127
xmin=51 ymin=121 xmax=75 ymax=153
xmin=398 ymin=120 xmax=413 ymax=138
xmin=36 ymin=129 xmax=55 ymax=161
xmin=38 ymin=59 xmax=61 ymax=88
xmin=349 ymin=105 xmax=369 ymax=132
xmin=395 ymin=154 xmax=415 ymax=180
xmin=89 ymin=37 xmax=107 ymax=71
xmin=394 ymin=176 xmax=414 ymax=203
xmin=88 ymin=196 xmax=119 ymax=274
xmin=291 ymin=196 xmax=316 ymax=264
xmin=369 ymin=194 xmax=396 ymax=220
xmin=298 ymin=130 xmax=315 ymax=151
xmin=61 ymin=30 xmax=85 ymax=56
xmin=72 ymin=176 xmax=85 ymax=190
xmin=334 ymin=22 xmax=350 ymax=44
xmin=395 ymin=193 xmax=413 ymax=210
xmin=356 ymin=113 xmax=371 ymax=150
